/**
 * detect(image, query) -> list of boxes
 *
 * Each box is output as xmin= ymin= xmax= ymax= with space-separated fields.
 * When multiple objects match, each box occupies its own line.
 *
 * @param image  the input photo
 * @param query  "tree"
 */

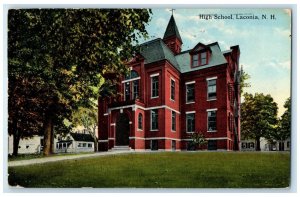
xmin=239 ymin=65 xmax=251 ymax=95
xmin=8 ymin=9 xmax=152 ymax=156
xmin=241 ymin=93 xmax=278 ymax=151
xmin=266 ymin=97 xmax=291 ymax=147
xmin=190 ymin=132 xmax=207 ymax=150
xmin=71 ymin=106 xmax=98 ymax=151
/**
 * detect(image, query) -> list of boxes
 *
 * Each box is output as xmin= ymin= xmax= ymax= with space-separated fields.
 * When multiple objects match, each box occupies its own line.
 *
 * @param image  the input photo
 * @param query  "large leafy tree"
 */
xmin=8 ymin=9 xmax=152 ymax=156
xmin=241 ymin=93 xmax=278 ymax=151
xmin=266 ymin=97 xmax=291 ymax=145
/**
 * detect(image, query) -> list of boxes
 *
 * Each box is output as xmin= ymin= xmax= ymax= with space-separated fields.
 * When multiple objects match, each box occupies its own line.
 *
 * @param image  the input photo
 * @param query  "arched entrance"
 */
xmin=116 ymin=113 xmax=130 ymax=146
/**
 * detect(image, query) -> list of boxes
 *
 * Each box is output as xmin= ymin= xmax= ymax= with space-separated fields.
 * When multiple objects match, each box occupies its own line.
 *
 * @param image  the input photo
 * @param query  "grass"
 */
xmin=8 ymin=152 xmax=290 ymax=188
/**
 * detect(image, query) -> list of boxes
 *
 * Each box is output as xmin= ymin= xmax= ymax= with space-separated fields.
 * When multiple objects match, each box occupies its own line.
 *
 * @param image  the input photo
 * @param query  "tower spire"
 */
xmin=163 ymin=13 xmax=182 ymax=54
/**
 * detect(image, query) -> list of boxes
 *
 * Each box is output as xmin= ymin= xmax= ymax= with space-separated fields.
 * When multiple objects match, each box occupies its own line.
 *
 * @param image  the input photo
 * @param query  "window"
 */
xmin=88 ymin=143 xmax=92 ymax=148
xmin=208 ymin=110 xmax=217 ymax=131
xmin=133 ymin=80 xmax=139 ymax=99
xmin=151 ymin=75 xmax=159 ymax=98
xmin=123 ymin=70 xmax=140 ymax=101
xmin=208 ymin=140 xmax=217 ymax=150
xmin=200 ymin=52 xmax=207 ymax=65
xmin=138 ymin=113 xmax=143 ymax=130
xmin=151 ymin=109 xmax=158 ymax=130
xmin=207 ymin=78 xmax=217 ymax=100
xmin=287 ymin=141 xmax=290 ymax=148
xmin=151 ymin=140 xmax=158 ymax=150
xmin=192 ymin=54 xmax=198 ymax=67
xmin=83 ymin=143 xmax=87 ymax=147
xmin=172 ymin=111 xmax=176 ymax=131
xmin=186 ymin=83 xmax=195 ymax=103
xmin=171 ymin=79 xmax=175 ymax=100
xmin=125 ymin=82 xmax=130 ymax=101
xmin=172 ymin=140 xmax=176 ymax=151
xmin=186 ymin=113 xmax=195 ymax=133
xmin=78 ymin=143 xmax=82 ymax=148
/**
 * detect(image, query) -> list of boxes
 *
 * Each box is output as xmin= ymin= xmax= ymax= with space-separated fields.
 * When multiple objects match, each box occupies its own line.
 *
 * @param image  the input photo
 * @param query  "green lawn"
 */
xmin=8 ymin=152 xmax=290 ymax=188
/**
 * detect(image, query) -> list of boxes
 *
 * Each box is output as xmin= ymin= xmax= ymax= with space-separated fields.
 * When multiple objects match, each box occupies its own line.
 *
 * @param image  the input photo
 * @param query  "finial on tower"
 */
xmin=170 ymin=9 xmax=175 ymax=15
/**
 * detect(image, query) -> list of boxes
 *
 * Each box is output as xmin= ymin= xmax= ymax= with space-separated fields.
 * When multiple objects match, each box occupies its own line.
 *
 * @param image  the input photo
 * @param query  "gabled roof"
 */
xmin=140 ymin=38 xmax=181 ymax=71
xmin=139 ymin=39 xmax=231 ymax=74
xmin=176 ymin=42 xmax=228 ymax=73
xmin=70 ymin=133 xmax=94 ymax=142
xmin=163 ymin=15 xmax=182 ymax=43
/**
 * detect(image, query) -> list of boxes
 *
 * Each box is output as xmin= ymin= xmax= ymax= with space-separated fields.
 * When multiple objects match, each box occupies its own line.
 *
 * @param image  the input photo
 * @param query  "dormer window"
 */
xmin=190 ymin=43 xmax=211 ymax=67
xmin=191 ymin=51 xmax=208 ymax=67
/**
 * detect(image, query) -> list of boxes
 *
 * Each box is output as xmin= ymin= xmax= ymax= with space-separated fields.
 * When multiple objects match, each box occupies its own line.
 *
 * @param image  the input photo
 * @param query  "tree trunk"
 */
xmin=255 ymin=137 xmax=261 ymax=151
xmin=12 ymin=132 xmax=21 ymax=156
xmin=12 ymin=120 xmax=20 ymax=156
xmin=43 ymin=111 xmax=53 ymax=156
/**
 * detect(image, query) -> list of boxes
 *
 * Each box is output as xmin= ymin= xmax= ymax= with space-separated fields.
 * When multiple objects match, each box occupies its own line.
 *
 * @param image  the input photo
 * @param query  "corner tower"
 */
xmin=163 ymin=14 xmax=182 ymax=54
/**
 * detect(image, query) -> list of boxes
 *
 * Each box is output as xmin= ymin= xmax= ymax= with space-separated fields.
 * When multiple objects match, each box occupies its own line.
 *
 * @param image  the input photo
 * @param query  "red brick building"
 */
xmin=98 ymin=15 xmax=241 ymax=151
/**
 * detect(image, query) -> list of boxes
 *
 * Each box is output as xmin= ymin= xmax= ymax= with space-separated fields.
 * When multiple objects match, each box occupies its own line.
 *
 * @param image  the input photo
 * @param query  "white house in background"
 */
xmin=54 ymin=132 xmax=95 ymax=153
xmin=241 ymin=137 xmax=291 ymax=151
xmin=8 ymin=135 xmax=43 ymax=155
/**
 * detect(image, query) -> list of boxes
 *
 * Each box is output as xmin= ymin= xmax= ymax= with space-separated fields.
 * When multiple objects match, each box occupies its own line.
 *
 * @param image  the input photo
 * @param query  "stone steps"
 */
xmin=111 ymin=146 xmax=131 ymax=151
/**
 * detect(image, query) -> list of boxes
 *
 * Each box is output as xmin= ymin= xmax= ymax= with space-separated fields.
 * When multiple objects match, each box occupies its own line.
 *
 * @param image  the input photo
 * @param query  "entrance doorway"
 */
xmin=116 ymin=113 xmax=130 ymax=146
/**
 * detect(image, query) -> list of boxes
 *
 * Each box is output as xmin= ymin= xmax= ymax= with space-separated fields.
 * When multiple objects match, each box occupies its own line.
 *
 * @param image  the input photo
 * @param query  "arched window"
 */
xmin=138 ymin=113 xmax=143 ymax=130
xmin=125 ymin=70 xmax=139 ymax=80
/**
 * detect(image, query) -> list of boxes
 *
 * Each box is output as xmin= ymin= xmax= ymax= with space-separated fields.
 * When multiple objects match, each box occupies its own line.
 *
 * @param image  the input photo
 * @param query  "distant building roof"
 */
xmin=70 ymin=133 xmax=94 ymax=142
xmin=163 ymin=15 xmax=182 ymax=43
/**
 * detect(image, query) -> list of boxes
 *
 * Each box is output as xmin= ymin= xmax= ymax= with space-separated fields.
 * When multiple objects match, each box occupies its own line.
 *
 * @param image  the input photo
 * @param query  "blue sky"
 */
xmin=141 ymin=8 xmax=291 ymax=116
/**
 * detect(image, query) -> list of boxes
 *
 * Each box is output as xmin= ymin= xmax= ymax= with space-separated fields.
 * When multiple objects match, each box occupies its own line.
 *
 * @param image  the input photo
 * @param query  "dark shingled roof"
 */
xmin=70 ymin=133 xmax=94 ymax=142
xmin=140 ymin=38 xmax=181 ymax=71
xmin=163 ymin=15 xmax=182 ymax=43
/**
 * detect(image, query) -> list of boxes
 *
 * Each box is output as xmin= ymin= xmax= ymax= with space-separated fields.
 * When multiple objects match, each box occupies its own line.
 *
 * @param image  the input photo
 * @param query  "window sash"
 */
xmin=171 ymin=79 xmax=175 ymax=100
xmin=151 ymin=110 xmax=158 ymax=130
xmin=125 ymin=82 xmax=130 ymax=101
xmin=172 ymin=111 xmax=176 ymax=131
xmin=208 ymin=111 xmax=217 ymax=131
xmin=207 ymin=79 xmax=216 ymax=100
xmin=151 ymin=76 xmax=159 ymax=98
xmin=132 ymin=80 xmax=139 ymax=99
xmin=192 ymin=54 xmax=198 ymax=67
xmin=200 ymin=52 xmax=207 ymax=65
xmin=186 ymin=84 xmax=195 ymax=102
xmin=138 ymin=114 xmax=143 ymax=130
xmin=186 ymin=113 xmax=195 ymax=132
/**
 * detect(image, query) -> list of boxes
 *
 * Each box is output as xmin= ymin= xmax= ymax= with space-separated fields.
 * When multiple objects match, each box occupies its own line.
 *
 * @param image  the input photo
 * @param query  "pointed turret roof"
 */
xmin=163 ymin=15 xmax=182 ymax=43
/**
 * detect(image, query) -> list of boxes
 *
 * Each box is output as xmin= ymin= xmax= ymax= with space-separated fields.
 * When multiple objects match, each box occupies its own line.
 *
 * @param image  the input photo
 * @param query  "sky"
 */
xmin=140 ymin=8 xmax=291 ymax=116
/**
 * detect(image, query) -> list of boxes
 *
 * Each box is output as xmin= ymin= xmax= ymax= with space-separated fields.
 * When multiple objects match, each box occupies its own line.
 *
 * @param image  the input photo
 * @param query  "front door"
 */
xmin=116 ymin=113 xmax=130 ymax=146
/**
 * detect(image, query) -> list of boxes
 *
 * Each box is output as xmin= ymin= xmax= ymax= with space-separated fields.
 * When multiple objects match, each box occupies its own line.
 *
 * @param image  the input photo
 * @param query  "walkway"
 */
xmin=8 ymin=150 xmax=133 ymax=167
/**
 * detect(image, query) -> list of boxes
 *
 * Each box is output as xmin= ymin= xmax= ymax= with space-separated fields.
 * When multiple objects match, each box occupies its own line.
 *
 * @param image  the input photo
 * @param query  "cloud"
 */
xmin=269 ymin=60 xmax=291 ymax=70
xmin=273 ymin=27 xmax=291 ymax=38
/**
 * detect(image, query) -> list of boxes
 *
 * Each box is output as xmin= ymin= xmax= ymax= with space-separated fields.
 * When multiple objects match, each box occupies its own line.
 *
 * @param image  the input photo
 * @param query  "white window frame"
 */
xmin=151 ymin=73 xmax=159 ymax=99
xmin=207 ymin=108 xmax=217 ymax=132
xmin=138 ymin=113 xmax=143 ymax=131
xmin=185 ymin=81 xmax=195 ymax=104
xmin=171 ymin=110 xmax=176 ymax=132
xmin=186 ymin=111 xmax=196 ymax=133
xmin=170 ymin=78 xmax=175 ymax=101
xmin=150 ymin=109 xmax=159 ymax=131
xmin=207 ymin=77 xmax=217 ymax=101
